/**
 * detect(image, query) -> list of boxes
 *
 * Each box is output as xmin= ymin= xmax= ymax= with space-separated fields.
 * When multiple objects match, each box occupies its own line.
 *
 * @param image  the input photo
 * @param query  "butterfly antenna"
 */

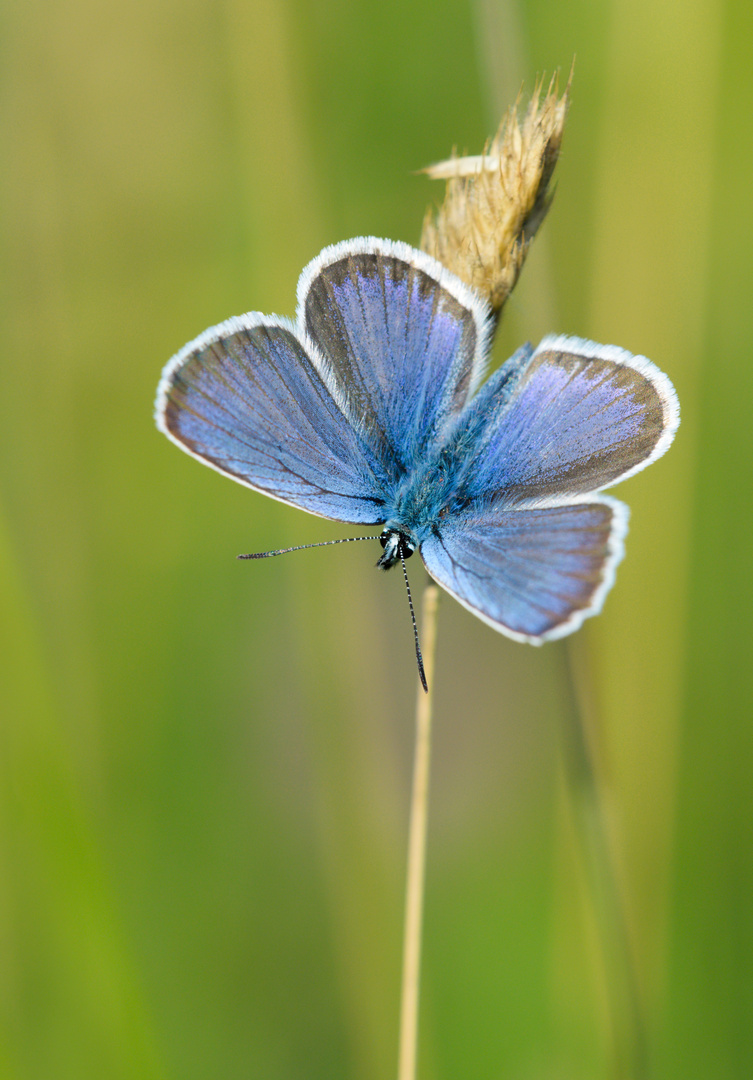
xmin=238 ymin=536 xmax=377 ymax=559
xmin=400 ymin=550 xmax=428 ymax=693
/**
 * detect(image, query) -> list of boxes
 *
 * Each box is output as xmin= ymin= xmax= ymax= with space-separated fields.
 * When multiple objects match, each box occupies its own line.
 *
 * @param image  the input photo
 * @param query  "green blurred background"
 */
xmin=1 ymin=0 xmax=751 ymax=1077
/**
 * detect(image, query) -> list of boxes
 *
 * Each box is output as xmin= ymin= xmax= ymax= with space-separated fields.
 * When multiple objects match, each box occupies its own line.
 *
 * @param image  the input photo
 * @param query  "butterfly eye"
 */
xmin=379 ymin=530 xmax=415 ymax=554
xmin=377 ymin=528 xmax=416 ymax=569
xmin=400 ymin=535 xmax=417 ymax=558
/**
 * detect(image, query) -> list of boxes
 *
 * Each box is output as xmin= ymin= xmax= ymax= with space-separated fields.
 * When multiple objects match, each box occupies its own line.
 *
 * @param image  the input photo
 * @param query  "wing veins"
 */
xmin=430 ymin=533 xmax=563 ymax=619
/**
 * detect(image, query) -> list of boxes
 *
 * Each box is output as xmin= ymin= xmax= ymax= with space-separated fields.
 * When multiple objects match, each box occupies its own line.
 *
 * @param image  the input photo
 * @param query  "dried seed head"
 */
xmin=420 ymin=71 xmax=571 ymax=316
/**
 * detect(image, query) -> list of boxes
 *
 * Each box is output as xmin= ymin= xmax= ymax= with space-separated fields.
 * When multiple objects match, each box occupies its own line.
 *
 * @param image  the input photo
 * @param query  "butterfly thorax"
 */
xmin=382 ymin=433 xmax=474 ymax=547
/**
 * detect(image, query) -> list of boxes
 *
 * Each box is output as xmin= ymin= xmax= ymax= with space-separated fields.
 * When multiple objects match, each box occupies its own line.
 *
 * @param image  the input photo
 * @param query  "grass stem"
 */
xmin=397 ymin=583 xmax=440 ymax=1080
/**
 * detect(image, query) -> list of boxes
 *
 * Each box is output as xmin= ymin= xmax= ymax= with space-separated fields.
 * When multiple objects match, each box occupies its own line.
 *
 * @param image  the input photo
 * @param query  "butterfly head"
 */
xmin=376 ymin=527 xmax=416 ymax=570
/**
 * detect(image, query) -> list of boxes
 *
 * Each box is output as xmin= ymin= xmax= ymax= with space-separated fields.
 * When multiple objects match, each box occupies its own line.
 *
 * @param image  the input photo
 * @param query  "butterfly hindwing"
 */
xmin=156 ymin=314 xmax=391 ymax=524
xmin=419 ymin=497 xmax=628 ymax=643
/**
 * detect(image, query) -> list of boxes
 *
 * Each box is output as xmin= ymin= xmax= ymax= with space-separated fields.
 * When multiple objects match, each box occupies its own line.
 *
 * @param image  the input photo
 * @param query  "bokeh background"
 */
xmin=1 ymin=0 xmax=751 ymax=1078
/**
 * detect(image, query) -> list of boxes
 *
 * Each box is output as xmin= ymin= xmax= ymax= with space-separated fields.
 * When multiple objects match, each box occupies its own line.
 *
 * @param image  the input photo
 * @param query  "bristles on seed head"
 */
xmin=420 ymin=70 xmax=571 ymax=315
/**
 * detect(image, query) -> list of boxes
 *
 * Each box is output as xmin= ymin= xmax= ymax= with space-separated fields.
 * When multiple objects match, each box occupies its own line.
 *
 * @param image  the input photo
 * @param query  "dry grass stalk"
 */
xmin=420 ymin=71 xmax=570 ymax=314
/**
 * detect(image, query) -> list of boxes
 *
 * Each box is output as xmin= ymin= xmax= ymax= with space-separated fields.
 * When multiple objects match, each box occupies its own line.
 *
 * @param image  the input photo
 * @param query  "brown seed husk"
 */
xmin=420 ymin=72 xmax=570 ymax=315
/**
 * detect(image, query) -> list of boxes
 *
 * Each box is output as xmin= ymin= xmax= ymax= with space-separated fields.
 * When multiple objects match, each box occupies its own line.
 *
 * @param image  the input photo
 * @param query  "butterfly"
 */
xmin=155 ymin=237 xmax=679 ymax=685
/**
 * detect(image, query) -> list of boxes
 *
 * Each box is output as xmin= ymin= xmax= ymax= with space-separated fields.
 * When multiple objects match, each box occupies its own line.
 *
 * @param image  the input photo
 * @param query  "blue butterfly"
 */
xmin=156 ymin=237 xmax=679 ymax=682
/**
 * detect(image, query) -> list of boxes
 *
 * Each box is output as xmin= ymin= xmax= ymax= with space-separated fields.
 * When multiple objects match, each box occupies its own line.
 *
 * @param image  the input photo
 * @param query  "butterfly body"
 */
xmin=156 ymin=237 xmax=679 ymax=646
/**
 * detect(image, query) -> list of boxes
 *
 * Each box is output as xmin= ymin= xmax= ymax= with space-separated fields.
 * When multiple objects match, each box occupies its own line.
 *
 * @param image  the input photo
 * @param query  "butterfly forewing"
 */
xmin=420 ymin=497 xmax=628 ymax=642
xmin=156 ymin=316 xmax=390 ymax=524
xmin=299 ymin=238 xmax=491 ymax=481
xmin=445 ymin=336 xmax=679 ymax=509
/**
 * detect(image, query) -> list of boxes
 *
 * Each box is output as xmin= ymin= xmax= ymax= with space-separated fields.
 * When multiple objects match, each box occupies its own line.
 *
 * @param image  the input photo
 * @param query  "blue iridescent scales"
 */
xmin=155 ymin=237 xmax=679 ymax=645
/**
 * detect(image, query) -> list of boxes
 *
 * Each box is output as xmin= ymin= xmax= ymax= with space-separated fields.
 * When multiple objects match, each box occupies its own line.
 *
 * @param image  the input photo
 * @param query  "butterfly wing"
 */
xmin=444 ymin=335 xmax=680 ymax=508
xmin=420 ymin=497 xmax=628 ymax=642
xmin=157 ymin=239 xmax=491 ymax=524
xmin=418 ymin=336 xmax=678 ymax=640
xmin=156 ymin=314 xmax=391 ymax=523
xmin=298 ymin=238 xmax=492 ymax=483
